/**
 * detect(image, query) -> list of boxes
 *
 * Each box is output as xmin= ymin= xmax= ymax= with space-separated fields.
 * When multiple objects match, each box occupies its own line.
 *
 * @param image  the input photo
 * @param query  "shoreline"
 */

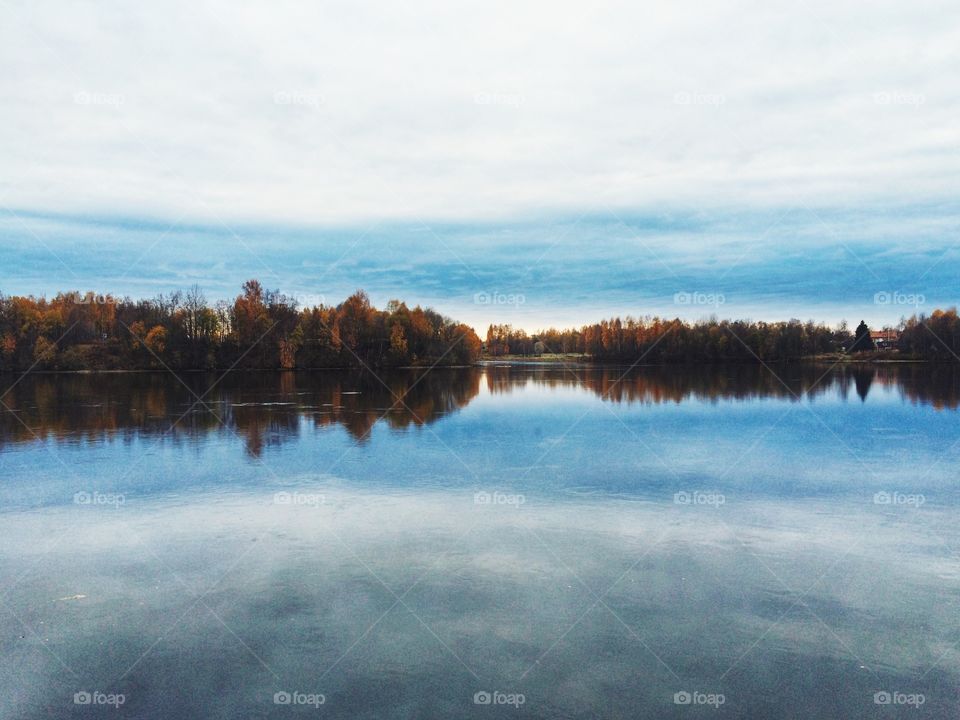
xmin=478 ymin=353 xmax=928 ymax=365
xmin=0 ymin=356 xmax=934 ymax=377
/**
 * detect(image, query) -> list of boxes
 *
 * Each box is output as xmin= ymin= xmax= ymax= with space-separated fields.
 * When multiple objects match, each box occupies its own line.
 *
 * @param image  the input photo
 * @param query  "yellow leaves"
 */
xmin=1 ymin=333 xmax=17 ymax=358
xmin=33 ymin=336 xmax=57 ymax=364
xmin=144 ymin=325 xmax=167 ymax=355
xmin=127 ymin=321 xmax=146 ymax=349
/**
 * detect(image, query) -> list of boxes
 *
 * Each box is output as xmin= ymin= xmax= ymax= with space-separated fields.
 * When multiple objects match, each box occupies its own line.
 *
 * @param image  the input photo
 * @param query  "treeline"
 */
xmin=4 ymin=281 xmax=958 ymax=371
xmin=0 ymin=281 xmax=482 ymax=371
xmin=488 ymin=309 xmax=960 ymax=362
xmin=898 ymin=310 xmax=960 ymax=360
xmin=487 ymin=318 xmax=851 ymax=361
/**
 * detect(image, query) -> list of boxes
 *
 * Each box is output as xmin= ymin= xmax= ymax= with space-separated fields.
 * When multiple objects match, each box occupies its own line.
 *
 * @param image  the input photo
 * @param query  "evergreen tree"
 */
xmin=851 ymin=320 xmax=875 ymax=352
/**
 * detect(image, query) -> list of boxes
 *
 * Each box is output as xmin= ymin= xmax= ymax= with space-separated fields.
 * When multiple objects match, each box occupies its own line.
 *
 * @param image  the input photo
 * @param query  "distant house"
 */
xmin=870 ymin=329 xmax=900 ymax=349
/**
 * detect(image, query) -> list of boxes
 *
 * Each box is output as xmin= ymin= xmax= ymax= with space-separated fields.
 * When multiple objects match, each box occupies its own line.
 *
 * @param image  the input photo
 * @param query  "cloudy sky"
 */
xmin=1 ymin=0 xmax=957 ymax=331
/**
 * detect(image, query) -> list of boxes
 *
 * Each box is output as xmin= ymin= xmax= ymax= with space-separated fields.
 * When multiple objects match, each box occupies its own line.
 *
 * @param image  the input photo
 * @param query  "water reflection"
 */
xmin=2 ymin=487 xmax=959 ymax=719
xmin=484 ymin=362 xmax=960 ymax=408
xmin=2 ymin=363 xmax=959 ymax=455
xmin=3 ymin=363 xmax=960 ymax=718
xmin=0 ymin=368 xmax=482 ymax=456
xmin=852 ymin=366 xmax=874 ymax=402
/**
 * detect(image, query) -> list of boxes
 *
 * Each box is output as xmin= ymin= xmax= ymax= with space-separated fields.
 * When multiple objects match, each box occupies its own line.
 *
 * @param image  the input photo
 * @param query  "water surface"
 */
xmin=2 ymin=364 xmax=959 ymax=718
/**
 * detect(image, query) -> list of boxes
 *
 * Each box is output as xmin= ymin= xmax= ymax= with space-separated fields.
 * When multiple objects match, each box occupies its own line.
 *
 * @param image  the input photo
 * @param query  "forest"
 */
xmin=0 ymin=281 xmax=482 ymax=371
xmin=2 ymin=281 xmax=958 ymax=371
xmin=486 ymin=309 xmax=960 ymax=362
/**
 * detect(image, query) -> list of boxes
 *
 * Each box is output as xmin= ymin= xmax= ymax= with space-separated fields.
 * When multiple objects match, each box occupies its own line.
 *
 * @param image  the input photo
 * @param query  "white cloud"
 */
xmin=1 ymin=0 xmax=958 ymax=226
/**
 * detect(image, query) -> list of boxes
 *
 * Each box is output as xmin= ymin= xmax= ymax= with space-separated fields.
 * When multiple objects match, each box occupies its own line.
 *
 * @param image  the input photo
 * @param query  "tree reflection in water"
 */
xmin=2 ymin=363 xmax=958 ymax=455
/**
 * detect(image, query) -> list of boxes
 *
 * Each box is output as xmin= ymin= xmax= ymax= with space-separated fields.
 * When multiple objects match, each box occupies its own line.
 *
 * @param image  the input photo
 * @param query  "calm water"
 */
xmin=2 ymin=364 xmax=960 ymax=718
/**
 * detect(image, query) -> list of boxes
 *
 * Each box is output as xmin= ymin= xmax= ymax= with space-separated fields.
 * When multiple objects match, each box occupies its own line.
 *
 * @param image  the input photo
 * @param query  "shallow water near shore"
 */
xmin=2 ymin=364 xmax=959 ymax=718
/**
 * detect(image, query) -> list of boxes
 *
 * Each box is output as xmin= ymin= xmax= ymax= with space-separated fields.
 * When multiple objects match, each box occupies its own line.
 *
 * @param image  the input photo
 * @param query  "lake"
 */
xmin=1 ymin=363 xmax=959 ymax=718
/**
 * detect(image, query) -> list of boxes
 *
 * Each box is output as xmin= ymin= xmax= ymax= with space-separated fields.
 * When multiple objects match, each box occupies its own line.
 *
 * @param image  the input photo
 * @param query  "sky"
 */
xmin=1 ymin=0 xmax=958 ymax=332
